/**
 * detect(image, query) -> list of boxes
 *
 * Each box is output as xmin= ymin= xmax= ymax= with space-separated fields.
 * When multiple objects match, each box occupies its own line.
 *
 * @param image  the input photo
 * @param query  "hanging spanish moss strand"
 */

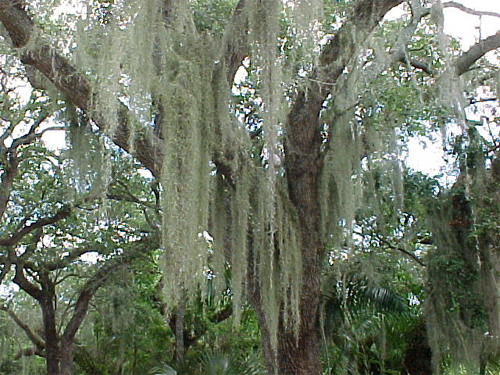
xmin=69 ymin=0 xmax=411 ymax=348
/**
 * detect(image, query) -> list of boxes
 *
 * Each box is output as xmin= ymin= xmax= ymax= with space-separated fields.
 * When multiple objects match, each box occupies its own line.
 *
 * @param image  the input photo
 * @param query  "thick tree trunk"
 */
xmin=40 ymin=297 xmax=61 ymax=375
xmin=271 ymin=87 xmax=324 ymax=374
xmin=248 ymin=241 xmax=323 ymax=375
xmin=59 ymin=337 xmax=75 ymax=375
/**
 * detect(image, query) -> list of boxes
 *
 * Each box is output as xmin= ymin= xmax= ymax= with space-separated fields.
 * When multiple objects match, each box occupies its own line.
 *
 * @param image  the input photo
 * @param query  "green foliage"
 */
xmin=190 ymin=0 xmax=238 ymax=34
xmin=78 ymin=257 xmax=170 ymax=374
xmin=153 ymin=350 xmax=265 ymax=375
xmin=1 ymin=1 xmax=500 ymax=374
xmin=322 ymin=259 xmax=422 ymax=375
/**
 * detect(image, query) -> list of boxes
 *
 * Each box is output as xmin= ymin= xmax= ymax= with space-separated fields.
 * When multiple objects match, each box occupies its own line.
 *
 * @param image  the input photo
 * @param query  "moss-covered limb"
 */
xmin=221 ymin=0 xmax=249 ymax=83
xmin=391 ymin=2 xmax=433 ymax=75
xmin=277 ymin=2 xmax=408 ymax=373
xmin=319 ymin=0 xmax=404 ymax=78
xmin=285 ymin=0 xmax=406 ymax=173
xmin=0 ymin=0 xmax=163 ymax=176
xmin=426 ymin=156 xmax=500 ymax=371
xmin=209 ymin=0 xmax=253 ymax=185
xmin=166 ymin=302 xmax=234 ymax=355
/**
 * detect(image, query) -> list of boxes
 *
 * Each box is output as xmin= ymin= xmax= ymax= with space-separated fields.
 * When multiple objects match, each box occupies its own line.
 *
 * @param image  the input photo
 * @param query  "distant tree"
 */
xmin=426 ymin=122 xmax=500 ymax=374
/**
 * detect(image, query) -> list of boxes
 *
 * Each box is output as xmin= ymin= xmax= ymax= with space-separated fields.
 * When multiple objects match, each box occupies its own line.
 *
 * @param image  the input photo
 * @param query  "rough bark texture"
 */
xmin=41 ymin=296 xmax=60 ymax=375
xmin=280 ymin=89 xmax=324 ymax=375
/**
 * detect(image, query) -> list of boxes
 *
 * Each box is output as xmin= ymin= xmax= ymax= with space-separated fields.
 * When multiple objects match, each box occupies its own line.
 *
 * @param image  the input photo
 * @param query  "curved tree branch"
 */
xmin=0 ymin=204 xmax=71 ymax=246
xmin=0 ymin=0 xmax=163 ymax=176
xmin=443 ymin=1 xmax=500 ymax=18
xmin=62 ymin=241 xmax=148 ymax=342
xmin=0 ymin=304 xmax=45 ymax=351
xmin=13 ymin=265 xmax=42 ymax=300
xmin=455 ymin=31 xmax=500 ymax=76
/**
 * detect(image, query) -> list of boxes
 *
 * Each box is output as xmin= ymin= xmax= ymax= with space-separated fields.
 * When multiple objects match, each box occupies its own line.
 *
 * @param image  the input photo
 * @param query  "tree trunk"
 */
xmin=248 ymin=238 xmax=323 ymax=375
xmin=59 ymin=337 xmax=75 ymax=375
xmin=274 ymin=86 xmax=324 ymax=374
xmin=40 ymin=296 xmax=61 ymax=375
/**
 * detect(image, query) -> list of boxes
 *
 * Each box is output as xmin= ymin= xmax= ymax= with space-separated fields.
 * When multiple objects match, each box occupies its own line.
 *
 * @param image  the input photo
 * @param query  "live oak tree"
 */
xmin=0 ymin=1 xmax=499 ymax=374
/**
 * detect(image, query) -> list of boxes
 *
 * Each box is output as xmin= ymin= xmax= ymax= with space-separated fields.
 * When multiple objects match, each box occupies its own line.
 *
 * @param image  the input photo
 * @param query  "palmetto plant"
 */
xmin=151 ymin=351 xmax=265 ymax=375
xmin=321 ymin=268 xmax=418 ymax=374
xmin=198 ymin=351 xmax=264 ymax=375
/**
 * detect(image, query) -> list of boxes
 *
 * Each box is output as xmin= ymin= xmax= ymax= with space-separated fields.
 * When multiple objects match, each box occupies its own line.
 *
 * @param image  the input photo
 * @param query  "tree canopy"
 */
xmin=0 ymin=1 xmax=500 ymax=374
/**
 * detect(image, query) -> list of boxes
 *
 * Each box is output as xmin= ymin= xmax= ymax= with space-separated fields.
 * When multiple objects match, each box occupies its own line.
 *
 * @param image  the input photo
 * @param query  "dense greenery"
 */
xmin=0 ymin=0 xmax=499 ymax=374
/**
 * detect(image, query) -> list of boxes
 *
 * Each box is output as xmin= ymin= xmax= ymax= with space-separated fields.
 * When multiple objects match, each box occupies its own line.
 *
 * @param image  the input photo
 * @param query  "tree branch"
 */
xmin=221 ymin=0 xmax=248 ymax=83
xmin=443 ymin=1 xmax=500 ymax=18
xmin=377 ymin=234 xmax=426 ymax=267
xmin=0 ymin=204 xmax=72 ymax=246
xmin=454 ymin=31 xmax=500 ymax=76
xmin=43 ymin=247 xmax=97 ymax=272
xmin=0 ymin=304 xmax=45 ymax=351
xmin=106 ymin=180 xmax=158 ymax=210
xmin=13 ymin=265 xmax=43 ymax=300
xmin=0 ymin=0 xmax=163 ymax=176
xmin=390 ymin=1 xmax=433 ymax=75
xmin=0 ymin=148 xmax=18 ymax=220
xmin=13 ymin=347 xmax=44 ymax=360
xmin=286 ymin=0 xmax=405 ymax=203
xmin=62 ymin=241 xmax=147 ymax=342
xmin=0 ymin=259 xmax=11 ymax=285
xmin=0 ymin=107 xmax=53 ymax=221
xmin=398 ymin=56 xmax=434 ymax=75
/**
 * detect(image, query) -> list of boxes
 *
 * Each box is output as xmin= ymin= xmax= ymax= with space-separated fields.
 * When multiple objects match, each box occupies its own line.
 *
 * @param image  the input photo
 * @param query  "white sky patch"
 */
xmin=406 ymin=136 xmax=445 ymax=176
xmin=52 ymin=1 xmax=87 ymax=20
xmin=41 ymin=126 xmax=67 ymax=150
xmin=0 ymin=283 xmax=19 ymax=300
xmin=405 ymin=129 xmax=461 ymax=188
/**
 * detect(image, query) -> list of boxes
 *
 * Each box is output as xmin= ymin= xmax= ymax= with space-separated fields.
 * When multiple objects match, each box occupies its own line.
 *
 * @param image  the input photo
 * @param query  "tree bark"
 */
xmin=277 ymin=87 xmax=324 ymax=374
xmin=40 ymin=294 xmax=61 ymax=375
xmin=59 ymin=337 xmax=75 ymax=375
xmin=274 ymin=1 xmax=405 ymax=373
